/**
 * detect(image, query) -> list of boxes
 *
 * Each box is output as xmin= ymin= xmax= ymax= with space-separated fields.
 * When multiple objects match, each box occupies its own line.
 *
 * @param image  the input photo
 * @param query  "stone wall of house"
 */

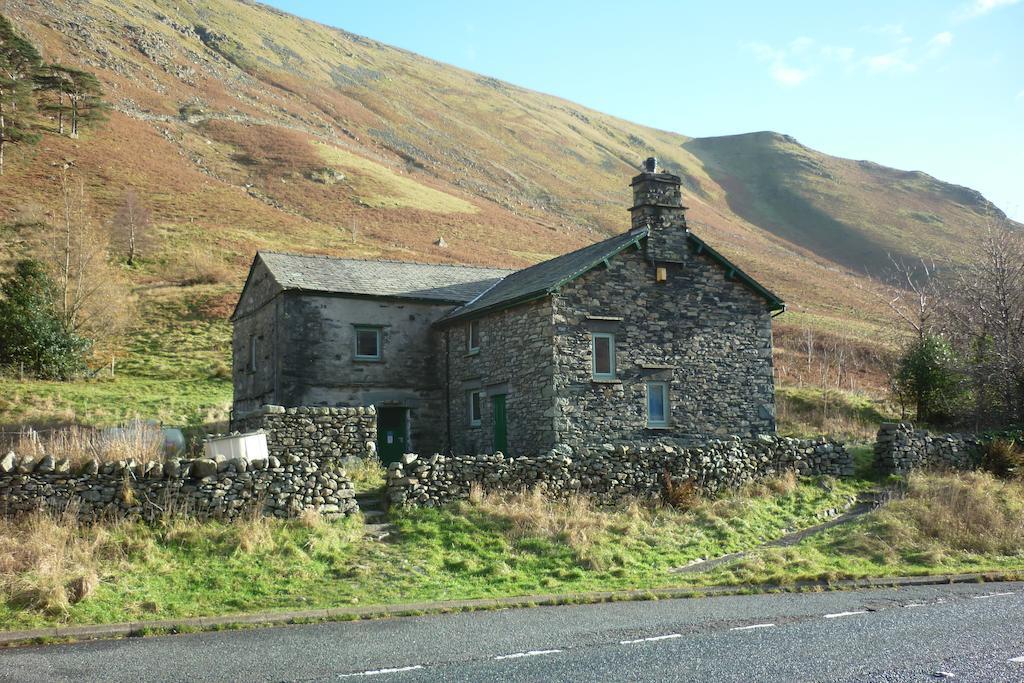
xmin=444 ymin=299 xmax=557 ymax=456
xmin=551 ymin=245 xmax=776 ymax=447
xmin=0 ymin=449 xmax=357 ymax=522
xmin=874 ymin=422 xmax=983 ymax=474
xmin=230 ymin=405 xmax=377 ymax=462
xmin=386 ymin=436 xmax=851 ymax=507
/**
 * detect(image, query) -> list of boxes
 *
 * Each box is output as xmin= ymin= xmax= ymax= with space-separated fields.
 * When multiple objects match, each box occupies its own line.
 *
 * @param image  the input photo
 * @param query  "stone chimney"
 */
xmin=630 ymin=157 xmax=689 ymax=262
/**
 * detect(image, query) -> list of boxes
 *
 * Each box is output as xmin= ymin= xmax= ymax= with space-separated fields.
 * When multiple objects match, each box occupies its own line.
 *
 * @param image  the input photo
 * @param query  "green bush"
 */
xmin=891 ymin=335 xmax=961 ymax=425
xmin=0 ymin=260 xmax=89 ymax=379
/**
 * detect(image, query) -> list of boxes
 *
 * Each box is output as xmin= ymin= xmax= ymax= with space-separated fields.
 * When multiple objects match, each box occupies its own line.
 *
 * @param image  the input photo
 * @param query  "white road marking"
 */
xmin=971 ymin=592 xmax=1014 ymax=599
xmin=620 ymin=633 xmax=682 ymax=644
xmin=338 ymin=665 xmax=425 ymax=678
xmin=731 ymin=623 xmax=776 ymax=631
xmin=823 ymin=610 xmax=868 ymax=619
xmin=493 ymin=649 xmax=563 ymax=660
xmin=1008 ymin=656 xmax=1024 ymax=663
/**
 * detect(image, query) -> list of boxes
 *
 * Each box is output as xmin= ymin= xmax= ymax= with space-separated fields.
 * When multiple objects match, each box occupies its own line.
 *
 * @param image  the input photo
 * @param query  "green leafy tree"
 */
xmin=892 ymin=334 xmax=961 ymax=425
xmin=0 ymin=14 xmax=43 ymax=175
xmin=62 ymin=67 xmax=105 ymax=137
xmin=0 ymin=260 xmax=90 ymax=379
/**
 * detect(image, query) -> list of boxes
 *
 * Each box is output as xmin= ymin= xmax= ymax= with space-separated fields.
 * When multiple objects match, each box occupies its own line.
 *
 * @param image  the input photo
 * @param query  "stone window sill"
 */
xmin=591 ymin=378 xmax=622 ymax=384
xmin=465 ymin=349 xmax=480 ymax=357
xmin=646 ymin=425 xmax=671 ymax=431
xmin=353 ymin=358 xmax=383 ymax=363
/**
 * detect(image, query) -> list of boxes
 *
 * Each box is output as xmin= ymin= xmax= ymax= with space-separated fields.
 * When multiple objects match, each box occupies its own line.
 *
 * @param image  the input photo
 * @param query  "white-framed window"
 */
xmin=249 ymin=334 xmax=258 ymax=372
xmin=354 ymin=326 xmax=382 ymax=361
xmin=467 ymin=319 xmax=480 ymax=353
xmin=468 ymin=389 xmax=483 ymax=427
xmin=592 ymin=333 xmax=616 ymax=380
xmin=647 ymin=382 xmax=670 ymax=428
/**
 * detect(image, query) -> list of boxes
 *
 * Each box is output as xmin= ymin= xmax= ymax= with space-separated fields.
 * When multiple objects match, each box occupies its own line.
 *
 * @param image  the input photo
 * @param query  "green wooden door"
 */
xmin=377 ymin=408 xmax=407 ymax=465
xmin=491 ymin=394 xmax=508 ymax=454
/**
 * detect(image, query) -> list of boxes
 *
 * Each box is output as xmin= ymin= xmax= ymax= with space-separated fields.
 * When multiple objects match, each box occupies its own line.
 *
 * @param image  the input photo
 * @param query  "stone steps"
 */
xmin=355 ymin=489 xmax=392 ymax=540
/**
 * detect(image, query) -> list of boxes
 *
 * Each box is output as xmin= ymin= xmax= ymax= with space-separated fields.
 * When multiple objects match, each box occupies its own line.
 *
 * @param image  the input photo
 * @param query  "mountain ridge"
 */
xmin=0 ymin=0 xmax=1013 ymax=340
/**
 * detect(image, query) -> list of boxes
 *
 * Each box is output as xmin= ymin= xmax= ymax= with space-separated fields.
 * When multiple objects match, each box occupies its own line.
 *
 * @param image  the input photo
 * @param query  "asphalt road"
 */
xmin=2 ymin=581 xmax=1023 ymax=682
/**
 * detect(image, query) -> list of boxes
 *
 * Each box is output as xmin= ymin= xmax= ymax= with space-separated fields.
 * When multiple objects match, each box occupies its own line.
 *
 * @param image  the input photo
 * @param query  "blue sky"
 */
xmin=267 ymin=1 xmax=1023 ymax=220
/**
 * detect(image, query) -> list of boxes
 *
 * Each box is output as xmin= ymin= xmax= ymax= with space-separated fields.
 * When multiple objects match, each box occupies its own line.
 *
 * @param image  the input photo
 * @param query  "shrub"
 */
xmin=165 ymin=247 xmax=232 ymax=286
xmin=891 ymin=335 xmax=961 ymax=425
xmin=981 ymin=438 xmax=1024 ymax=480
xmin=0 ymin=260 xmax=90 ymax=379
xmin=662 ymin=469 xmax=701 ymax=510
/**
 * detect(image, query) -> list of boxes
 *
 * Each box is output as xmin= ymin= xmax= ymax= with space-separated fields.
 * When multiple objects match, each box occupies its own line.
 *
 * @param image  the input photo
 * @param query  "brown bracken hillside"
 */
xmin=0 ymin=0 xmax=1014 ymax=426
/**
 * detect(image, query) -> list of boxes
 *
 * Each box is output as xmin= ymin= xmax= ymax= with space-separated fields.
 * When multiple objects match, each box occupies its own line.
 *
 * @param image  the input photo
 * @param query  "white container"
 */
xmin=203 ymin=431 xmax=269 ymax=463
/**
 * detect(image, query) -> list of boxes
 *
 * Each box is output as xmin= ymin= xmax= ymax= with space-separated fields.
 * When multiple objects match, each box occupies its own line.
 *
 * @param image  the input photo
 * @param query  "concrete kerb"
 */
xmin=1 ymin=571 xmax=1020 ymax=648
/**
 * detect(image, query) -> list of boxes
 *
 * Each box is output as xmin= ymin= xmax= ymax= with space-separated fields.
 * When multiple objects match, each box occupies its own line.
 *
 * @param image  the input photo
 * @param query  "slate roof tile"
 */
xmin=258 ymin=252 xmax=511 ymax=303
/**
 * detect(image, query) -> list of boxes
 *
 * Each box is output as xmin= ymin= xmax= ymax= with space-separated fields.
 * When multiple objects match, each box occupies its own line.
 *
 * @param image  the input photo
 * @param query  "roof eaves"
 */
xmin=282 ymin=287 xmax=473 ymax=305
xmin=686 ymin=233 xmax=785 ymax=311
xmin=547 ymin=228 xmax=649 ymax=294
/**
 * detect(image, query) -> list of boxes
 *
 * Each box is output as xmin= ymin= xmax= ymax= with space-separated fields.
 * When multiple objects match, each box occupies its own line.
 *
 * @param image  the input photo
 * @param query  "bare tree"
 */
xmin=938 ymin=220 xmax=1024 ymax=426
xmin=111 ymin=189 xmax=152 ymax=265
xmin=859 ymin=255 xmax=938 ymax=341
xmin=44 ymin=163 xmax=134 ymax=348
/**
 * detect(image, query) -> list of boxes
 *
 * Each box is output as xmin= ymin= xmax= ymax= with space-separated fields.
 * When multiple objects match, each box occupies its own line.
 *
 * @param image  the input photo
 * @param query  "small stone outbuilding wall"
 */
xmin=873 ymin=422 xmax=983 ymax=475
xmin=386 ymin=436 xmax=851 ymax=507
xmin=0 ymin=404 xmax=376 ymax=522
xmin=230 ymin=405 xmax=377 ymax=462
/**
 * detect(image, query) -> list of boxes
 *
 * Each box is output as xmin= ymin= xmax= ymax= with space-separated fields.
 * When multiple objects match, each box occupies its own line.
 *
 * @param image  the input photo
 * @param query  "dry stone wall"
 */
xmin=386 ymin=435 xmax=851 ymax=507
xmin=0 ymin=450 xmax=357 ymax=521
xmin=0 ymin=404 xmax=376 ymax=522
xmin=230 ymin=405 xmax=377 ymax=463
xmin=874 ymin=422 xmax=983 ymax=475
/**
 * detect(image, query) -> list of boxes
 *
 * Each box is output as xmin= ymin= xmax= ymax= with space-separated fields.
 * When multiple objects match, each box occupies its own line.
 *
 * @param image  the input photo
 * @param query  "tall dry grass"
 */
xmin=9 ymin=421 xmax=165 ymax=466
xmin=837 ymin=471 xmax=1024 ymax=566
xmin=0 ymin=509 xmax=111 ymax=616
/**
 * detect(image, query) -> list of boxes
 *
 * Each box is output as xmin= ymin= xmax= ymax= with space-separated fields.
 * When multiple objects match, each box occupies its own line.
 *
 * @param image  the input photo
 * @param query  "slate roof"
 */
xmin=257 ymin=252 xmax=512 ymax=303
xmin=247 ymin=228 xmax=784 ymax=323
xmin=437 ymin=229 xmax=648 ymax=323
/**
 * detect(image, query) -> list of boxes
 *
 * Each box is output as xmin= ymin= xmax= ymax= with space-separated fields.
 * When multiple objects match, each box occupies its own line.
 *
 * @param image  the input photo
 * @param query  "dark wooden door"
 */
xmin=491 ymin=394 xmax=508 ymax=454
xmin=377 ymin=407 xmax=407 ymax=465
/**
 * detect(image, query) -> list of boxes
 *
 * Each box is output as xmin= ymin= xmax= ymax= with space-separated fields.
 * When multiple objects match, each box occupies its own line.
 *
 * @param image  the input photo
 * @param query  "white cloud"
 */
xmin=864 ymin=49 xmax=918 ymax=73
xmin=1017 ymin=89 xmax=1024 ymax=100
xmin=771 ymin=64 xmax=811 ymax=86
xmin=956 ymin=0 xmax=1021 ymax=19
xmin=928 ymin=31 xmax=954 ymax=49
xmin=820 ymin=45 xmax=855 ymax=63
xmin=789 ymin=36 xmax=815 ymax=54
xmin=864 ymin=23 xmax=913 ymax=44
xmin=744 ymin=41 xmax=813 ymax=86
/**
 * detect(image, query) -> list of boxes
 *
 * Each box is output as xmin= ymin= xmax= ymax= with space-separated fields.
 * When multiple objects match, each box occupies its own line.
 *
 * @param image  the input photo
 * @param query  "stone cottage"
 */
xmin=231 ymin=159 xmax=785 ymax=463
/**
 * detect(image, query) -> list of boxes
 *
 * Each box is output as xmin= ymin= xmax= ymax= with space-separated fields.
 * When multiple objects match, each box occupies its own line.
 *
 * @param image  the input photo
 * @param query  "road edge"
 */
xmin=2 ymin=571 xmax=1020 ymax=648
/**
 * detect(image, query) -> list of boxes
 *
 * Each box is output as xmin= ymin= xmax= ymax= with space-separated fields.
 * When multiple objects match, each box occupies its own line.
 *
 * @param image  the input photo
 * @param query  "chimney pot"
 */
xmin=643 ymin=156 xmax=657 ymax=173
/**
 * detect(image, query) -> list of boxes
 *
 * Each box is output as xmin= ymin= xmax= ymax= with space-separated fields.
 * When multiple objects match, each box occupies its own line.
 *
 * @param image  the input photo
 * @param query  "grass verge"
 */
xmin=705 ymin=471 xmax=1024 ymax=585
xmin=1 ymin=475 xmax=862 ymax=630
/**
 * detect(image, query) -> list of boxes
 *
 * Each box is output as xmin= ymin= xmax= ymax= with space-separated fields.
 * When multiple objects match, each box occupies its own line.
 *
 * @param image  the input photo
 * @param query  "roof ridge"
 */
xmin=259 ymin=250 xmax=515 ymax=273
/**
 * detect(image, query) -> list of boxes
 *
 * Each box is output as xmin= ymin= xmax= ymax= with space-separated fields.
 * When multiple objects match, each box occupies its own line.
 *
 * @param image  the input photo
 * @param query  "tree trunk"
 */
xmin=0 ymin=103 xmax=5 ymax=176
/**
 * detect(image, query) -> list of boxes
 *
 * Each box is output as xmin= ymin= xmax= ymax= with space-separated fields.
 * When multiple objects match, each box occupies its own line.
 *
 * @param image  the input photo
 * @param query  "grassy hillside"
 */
xmin=0 ymin=0 xmax=1013 ymax=427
